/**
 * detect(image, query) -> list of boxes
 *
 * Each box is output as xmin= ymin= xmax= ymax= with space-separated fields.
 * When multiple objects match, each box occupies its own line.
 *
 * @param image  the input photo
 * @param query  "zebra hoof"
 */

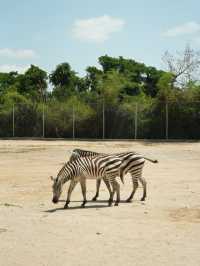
xmin=108 ymin=201 xmax=113 ymax=207
xmin=126 ymin=198 xmax=132 ymax=203
xmin=114 ymin=202 xmax=119 ymax=206
xmin=81 ymin=201 xmax=87 ymax=208
xmin=92 ymin=197 xmax=97 ymax=202
xmin=64 ymin=204 xmax=69 ymax=209
xmin=140 ymin=197 xmax=146 ymax=201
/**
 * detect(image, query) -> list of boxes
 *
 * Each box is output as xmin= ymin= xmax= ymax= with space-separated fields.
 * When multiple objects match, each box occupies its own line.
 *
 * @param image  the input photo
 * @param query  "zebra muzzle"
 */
xmin=52 ymin=197 xmax=58 ymax=204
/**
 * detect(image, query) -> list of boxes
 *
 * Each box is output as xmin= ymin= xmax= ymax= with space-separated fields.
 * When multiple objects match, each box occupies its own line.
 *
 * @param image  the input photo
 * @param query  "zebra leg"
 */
xmin=80 ymin=178 xmax=87 ymax=208
xmin=92 ymin=179 xmax=101 ymax=201
xmin=109 ymin=179 xmax=120 ymax=206
xmin=64 ymin=180 xmax=78 ymax=209
xmin=114 ymin=180 xmax=120 ymax=206
xmin=103 ymin=177 xmax=113 ymax=201
xmin=126 ymin=177 xmax=138 ymax=202
xmin=107 ymin=178 xmax=114 ymax=206
xmin=138 ymin=176 xmax=147 ymax=201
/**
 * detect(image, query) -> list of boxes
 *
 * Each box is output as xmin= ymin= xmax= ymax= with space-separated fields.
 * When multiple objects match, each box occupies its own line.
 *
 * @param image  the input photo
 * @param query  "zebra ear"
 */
xmin=50 ymin=176 xmax=55 ymax=182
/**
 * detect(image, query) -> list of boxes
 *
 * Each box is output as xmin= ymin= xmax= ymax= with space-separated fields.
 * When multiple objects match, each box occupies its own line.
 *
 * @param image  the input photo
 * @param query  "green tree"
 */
xmin=0 ymin=72 xmax=18 ymax=96
xmin=98 ymin=55 xmax=164 ymax=97
xmin=85 ymin=66 xmax=103 ymax=92
xmin=49 ymin=63 xmax=78 ymax=99
xmin=18 ymin=65 xmax=48 ymax=101
xmin=156 ymin=72 xmax=176 ymax=101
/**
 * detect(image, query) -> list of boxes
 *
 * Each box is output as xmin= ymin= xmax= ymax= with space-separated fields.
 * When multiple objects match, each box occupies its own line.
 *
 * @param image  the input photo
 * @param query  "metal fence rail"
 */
xmin=0 ymin=101 xmax=200 ymax=139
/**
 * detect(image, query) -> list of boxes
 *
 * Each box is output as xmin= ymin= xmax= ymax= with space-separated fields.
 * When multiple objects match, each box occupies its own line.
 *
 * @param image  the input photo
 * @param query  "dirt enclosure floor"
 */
xmin=0 ymin=140 xmax=200 ymax=266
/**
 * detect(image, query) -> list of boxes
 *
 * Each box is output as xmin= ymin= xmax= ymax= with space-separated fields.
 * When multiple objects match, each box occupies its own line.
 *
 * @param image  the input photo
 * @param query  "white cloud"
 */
xmin=72 ymin=15 xmax=125 ymax=42
xmin=163 ymin=21 xmax=200 ymax=37
xmin=0 ymin=64 xmax=29 ymax=73
xmin=0 ymin=48 xmax=37 ymax=59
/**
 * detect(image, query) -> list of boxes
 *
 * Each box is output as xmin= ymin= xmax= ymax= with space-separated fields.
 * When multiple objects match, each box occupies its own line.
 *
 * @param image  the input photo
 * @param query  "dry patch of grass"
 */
xmin=169 ymin=207 xmax=200 ymax=223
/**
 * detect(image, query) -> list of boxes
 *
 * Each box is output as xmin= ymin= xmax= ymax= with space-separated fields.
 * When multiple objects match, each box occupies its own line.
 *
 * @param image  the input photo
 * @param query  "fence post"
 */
xmin=42 ymin=104 xmax=45 ymax=138
xmin=12 ymin=104 xmax=15 ymax=137
xmin=102 ymin=99 xmax=105 ymax=139
xmin=165 ymin=101 xmax=169 ymax=139
xmin=134 ymin=103 xmax=138 ymax=139
xmin=72 ymin=105 xmax=75 ymax=139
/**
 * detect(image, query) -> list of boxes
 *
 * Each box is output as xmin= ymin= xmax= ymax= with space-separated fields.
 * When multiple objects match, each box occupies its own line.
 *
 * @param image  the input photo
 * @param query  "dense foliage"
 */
xmin=0 ymin=56 xmax=200 ymax=138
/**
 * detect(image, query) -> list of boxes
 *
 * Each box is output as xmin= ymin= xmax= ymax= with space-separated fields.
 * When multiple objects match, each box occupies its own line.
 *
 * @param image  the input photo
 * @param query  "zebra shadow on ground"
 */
xmin=44 ymin=199 xmax=133 ymax=213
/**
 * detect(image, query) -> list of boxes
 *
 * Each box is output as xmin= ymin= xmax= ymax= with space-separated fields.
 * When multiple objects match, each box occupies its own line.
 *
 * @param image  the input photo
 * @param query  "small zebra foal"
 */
xmin=70 ymin=149 xmax=158 ymax=202
xmin=51 ymin=154 xmax=122 ymax=208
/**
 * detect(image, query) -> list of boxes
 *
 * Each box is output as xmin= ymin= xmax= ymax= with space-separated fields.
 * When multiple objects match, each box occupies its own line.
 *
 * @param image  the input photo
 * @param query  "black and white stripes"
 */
xmin=51 ymin=148 xmax=158 ymax=209
xmin=69 ymin=149 xmax=157 ymax=202
xmin=51 ymin=154 xmax=122 ymax=208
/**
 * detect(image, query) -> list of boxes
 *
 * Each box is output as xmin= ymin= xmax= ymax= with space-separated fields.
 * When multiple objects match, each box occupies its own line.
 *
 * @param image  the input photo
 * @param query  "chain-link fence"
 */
xmin=0 ymin=100 xmax=200 ymax=139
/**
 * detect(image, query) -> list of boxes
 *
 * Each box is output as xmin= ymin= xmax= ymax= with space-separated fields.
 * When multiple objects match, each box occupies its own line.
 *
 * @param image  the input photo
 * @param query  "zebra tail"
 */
xmin=119 ymin=168 xmax=125 ymax=184
xmin=143 ymin=157 xmax=158 ymax=163
xmin=120 ymin=175 xmax=124 ymax=184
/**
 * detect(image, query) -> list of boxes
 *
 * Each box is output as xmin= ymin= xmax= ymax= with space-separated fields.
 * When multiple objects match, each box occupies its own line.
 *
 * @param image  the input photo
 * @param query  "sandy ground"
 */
xmin=0 ymin=140 xmax=200 ymax=266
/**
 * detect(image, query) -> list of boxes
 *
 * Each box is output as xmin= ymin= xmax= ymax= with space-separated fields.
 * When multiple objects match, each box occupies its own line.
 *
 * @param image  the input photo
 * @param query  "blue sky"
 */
xmin=0 ymin=0 xmax=200 ymax=76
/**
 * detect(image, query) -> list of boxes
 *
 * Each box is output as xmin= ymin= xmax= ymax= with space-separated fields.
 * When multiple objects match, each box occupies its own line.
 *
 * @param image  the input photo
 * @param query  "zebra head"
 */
xmin=51 ymin=176 xmax=63 ymax=204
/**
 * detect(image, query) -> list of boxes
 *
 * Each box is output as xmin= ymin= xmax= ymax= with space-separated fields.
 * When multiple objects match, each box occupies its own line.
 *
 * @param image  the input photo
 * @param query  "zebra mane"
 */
xmin=73 ymin=148 xmax=100 ymax=156
xmin=56 ymin=161 xmax=72 ymax=183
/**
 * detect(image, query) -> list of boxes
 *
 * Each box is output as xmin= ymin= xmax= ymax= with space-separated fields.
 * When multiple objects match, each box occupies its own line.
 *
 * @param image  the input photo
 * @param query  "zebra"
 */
xmin=51 ymin=154 xmax=123 ymax=208
xmin=69 ymin=149 xmax=158 ymax=202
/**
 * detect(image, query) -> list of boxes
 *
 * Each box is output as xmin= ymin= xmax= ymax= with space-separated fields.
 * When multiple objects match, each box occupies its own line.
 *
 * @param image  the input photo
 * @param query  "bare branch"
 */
xmin=162 ymin=44 xmax=200 ymax=88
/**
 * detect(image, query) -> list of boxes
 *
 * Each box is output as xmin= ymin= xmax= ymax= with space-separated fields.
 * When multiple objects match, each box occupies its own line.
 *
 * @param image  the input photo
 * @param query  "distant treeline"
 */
xmin=0 ymin=55 xmax=200 ymax=138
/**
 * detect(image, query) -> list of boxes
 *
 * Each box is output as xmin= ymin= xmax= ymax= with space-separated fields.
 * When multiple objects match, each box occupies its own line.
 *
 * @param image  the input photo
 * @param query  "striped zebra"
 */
xmin=70 ymin=149 xmax=158 ymax=202
xmin=51 ymin=154 xmax=122 ymax=208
